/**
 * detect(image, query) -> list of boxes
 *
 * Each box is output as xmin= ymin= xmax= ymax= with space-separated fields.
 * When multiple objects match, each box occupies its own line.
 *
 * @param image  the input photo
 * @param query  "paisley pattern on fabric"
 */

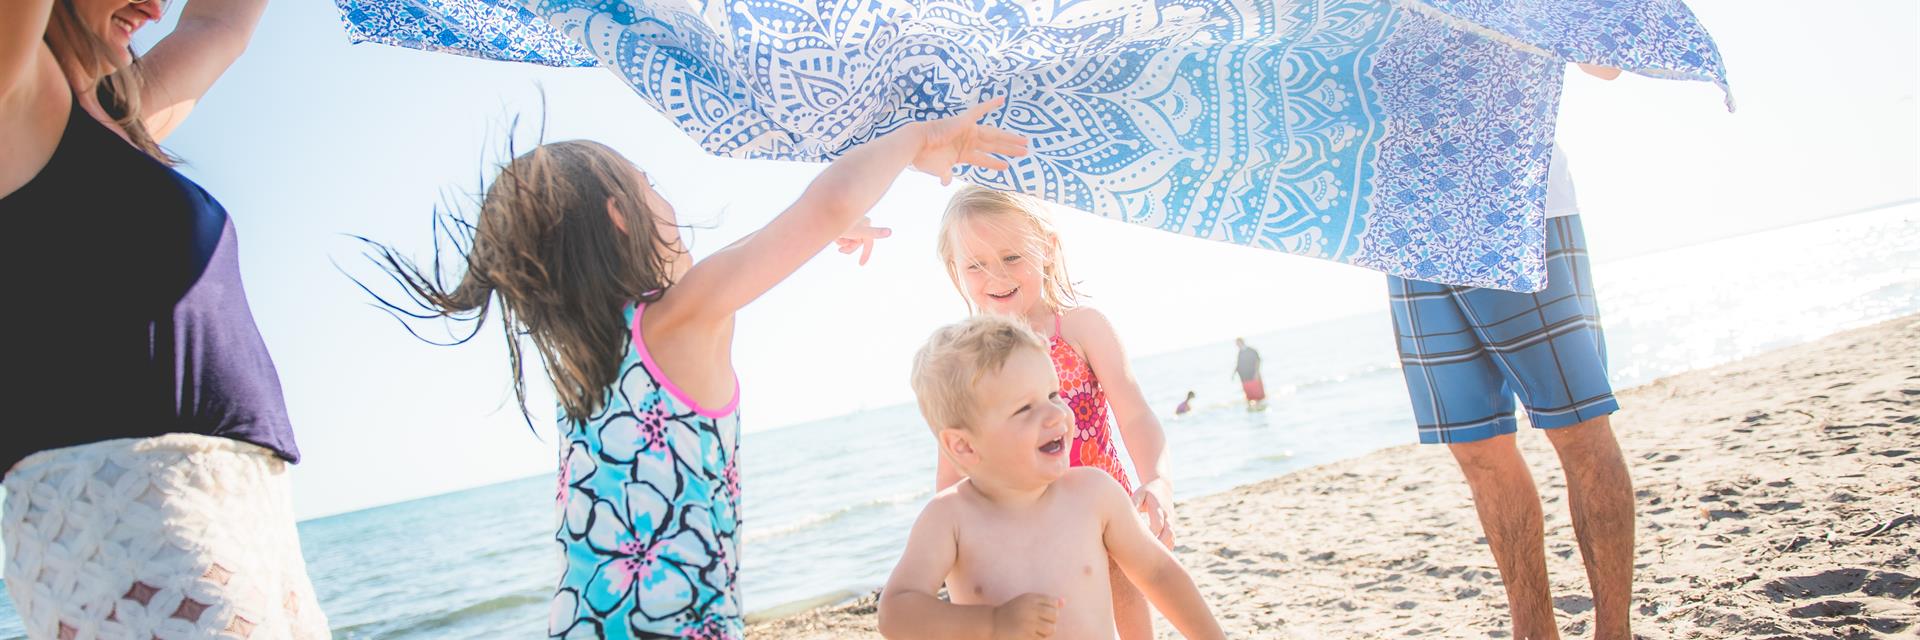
xmin=334 ymin=0 xmax=1726 ymax=291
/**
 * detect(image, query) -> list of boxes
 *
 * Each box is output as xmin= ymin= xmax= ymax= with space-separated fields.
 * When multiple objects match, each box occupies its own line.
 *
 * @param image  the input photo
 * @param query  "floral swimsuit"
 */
xmin=551 ymin=302 xmax=743 ymax=640
xmin=1047 ymin=314 xmax=1133 ymax=492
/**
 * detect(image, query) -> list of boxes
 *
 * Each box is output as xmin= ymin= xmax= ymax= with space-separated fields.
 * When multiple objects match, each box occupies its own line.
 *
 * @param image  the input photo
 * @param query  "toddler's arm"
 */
xmin=1091 ymin=472 xmax=1225 ymax=639
xmin=878 ymin=498 xmax=1060 ymax=640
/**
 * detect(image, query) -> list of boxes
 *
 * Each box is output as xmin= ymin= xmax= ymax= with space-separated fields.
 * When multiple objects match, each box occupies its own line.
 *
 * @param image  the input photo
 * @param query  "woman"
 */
xmin=1 ymin=0 xmax=327 ymax=636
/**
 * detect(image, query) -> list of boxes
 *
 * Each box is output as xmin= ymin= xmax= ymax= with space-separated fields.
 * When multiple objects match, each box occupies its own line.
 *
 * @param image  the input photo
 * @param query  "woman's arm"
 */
xmin=0 ymin=0 xmax=55 ymax=102
xmin=135 ymin=0 xmax=270 ymax=140
xmin=2 ymin=1 xmax=64 ymax=195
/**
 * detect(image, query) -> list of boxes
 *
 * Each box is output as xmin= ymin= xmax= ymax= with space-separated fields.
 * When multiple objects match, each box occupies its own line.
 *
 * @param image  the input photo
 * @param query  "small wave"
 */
xmin=342 ymin=592 xmax=546 ymax=638
xmin=746 ymin=490 xmax=930 ymax=543
xmin=1285 ymin=362 xmax=1400 ymax=393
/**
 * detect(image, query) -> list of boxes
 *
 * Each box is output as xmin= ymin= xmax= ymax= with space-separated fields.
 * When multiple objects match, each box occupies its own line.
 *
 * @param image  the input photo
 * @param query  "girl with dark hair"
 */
xmin=362 ymin=101 xmax=1024 ymax=638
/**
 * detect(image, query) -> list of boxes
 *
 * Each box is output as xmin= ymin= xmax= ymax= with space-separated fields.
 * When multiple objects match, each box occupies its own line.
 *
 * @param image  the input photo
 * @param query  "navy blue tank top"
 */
xmin=0 ymin=102 xmax=301 ymax=474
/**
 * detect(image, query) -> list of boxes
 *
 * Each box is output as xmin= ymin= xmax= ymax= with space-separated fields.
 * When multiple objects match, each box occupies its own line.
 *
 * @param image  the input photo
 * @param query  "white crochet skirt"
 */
xmin=3 ymin=434 xmax=329 ymax=639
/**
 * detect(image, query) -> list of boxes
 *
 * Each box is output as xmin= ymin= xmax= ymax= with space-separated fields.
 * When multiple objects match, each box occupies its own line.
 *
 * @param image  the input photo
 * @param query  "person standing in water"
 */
xmin=1233 ymin=338 xmax=1265 ymax=409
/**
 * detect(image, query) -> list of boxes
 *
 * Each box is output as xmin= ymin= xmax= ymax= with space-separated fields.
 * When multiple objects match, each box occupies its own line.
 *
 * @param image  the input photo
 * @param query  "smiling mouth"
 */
xmin=986 ymin=286 xmax=1018 ymax=301
xmin=1038 ymin=436 xmax=1065 ymax=455
xmin=111 ymin=16 xmax=136 ymax=35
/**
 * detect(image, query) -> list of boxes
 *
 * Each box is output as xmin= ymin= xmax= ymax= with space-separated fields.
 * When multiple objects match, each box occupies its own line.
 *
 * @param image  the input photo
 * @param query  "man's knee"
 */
xmin=1448 ymin=433 xmax=1525 ymax=479
xmin=1544 ymin=415 xmax=1614 ymax=447
xmin=1545 ymin=415 xmax=1625 ymax=465
xmin=1546 ymin=415 xmax=1633 ymax=493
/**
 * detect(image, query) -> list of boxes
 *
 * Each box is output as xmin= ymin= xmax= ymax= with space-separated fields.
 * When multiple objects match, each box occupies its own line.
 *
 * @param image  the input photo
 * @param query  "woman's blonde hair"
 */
xmin=936 ymin=185 xmax=1082 ymax=313
xmin=45 ymin=0 xmax=176 ymax=164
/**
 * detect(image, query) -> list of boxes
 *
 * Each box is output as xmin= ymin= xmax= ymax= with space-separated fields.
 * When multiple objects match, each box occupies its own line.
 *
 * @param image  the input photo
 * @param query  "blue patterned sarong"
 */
xmin=333 ymin=0 xmax=1727 ymax=292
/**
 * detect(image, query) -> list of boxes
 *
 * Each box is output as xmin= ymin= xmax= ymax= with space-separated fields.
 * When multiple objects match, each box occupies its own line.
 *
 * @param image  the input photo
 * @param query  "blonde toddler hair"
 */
xmin=909 ymin=314 xmax=1050 ymax=434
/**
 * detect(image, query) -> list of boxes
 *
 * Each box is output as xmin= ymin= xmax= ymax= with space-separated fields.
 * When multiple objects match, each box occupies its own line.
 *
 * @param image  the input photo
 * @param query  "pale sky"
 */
xmin=85 ymin=0 xmax=1920 ymax=519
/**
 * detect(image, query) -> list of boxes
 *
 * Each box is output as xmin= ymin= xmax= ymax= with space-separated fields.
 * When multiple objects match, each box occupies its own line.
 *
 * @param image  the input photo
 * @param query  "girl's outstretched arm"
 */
xmin=136 ymin=0 xmax=271 ymax=140
xmin=1067 ymin=307 xmax=1176 ymax=546
xmin=663 ymin=99 xmax=1026 ymax=326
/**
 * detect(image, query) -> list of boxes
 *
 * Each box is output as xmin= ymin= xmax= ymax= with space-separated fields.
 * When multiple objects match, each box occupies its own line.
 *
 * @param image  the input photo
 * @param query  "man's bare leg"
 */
xmin=1450 ymin=433 xmax=1559 ymax=640
xmin=1545 ymin=416 xmax=1635 ymax=640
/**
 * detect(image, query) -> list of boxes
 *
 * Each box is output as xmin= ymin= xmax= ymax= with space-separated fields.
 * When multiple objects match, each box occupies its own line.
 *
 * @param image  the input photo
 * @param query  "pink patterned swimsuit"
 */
xmin=1047 ymin=314 xmax=1133 ymax=492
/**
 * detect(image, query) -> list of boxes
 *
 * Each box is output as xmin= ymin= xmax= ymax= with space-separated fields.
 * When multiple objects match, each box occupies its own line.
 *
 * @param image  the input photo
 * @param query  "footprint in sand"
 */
xmin=1763 ymin=568 xmax=1919 ymax=601
xmin=1784 ymin=596 xmax=1919 ymax=635
xmin=1553 ymin=594 xmax=1594 ymax=614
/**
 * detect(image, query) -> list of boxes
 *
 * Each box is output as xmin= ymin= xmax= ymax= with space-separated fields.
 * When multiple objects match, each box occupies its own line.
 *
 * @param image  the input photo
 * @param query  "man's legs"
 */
xmin=1458 ymin=215 xmax=1628 ymax=637
xmin=1391 ymin=272 xmax=1558 ymax=636
xmin=1544 ymin=416 xmax=1634 ymax=640
xmin=1242 ymin=377 xmax=1266 ymax=410
xmin=1449 ymin=434 xmax=1559 ymax=640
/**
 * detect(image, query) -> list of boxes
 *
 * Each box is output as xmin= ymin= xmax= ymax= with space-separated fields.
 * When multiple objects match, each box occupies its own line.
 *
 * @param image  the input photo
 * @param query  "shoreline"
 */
xmin=748 ymin=314 xmax=1920 ymax=638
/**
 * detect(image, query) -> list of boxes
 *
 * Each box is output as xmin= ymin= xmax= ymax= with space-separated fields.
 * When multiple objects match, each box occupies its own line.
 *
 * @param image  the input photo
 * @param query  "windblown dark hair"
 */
xmin=356 ymin=133 xmax=684 ymax=427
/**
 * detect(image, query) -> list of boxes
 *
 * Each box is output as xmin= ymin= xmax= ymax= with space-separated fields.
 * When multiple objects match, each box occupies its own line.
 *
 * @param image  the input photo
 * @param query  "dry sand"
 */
xmin=751 ymin=315 xmax=1920 ymax=639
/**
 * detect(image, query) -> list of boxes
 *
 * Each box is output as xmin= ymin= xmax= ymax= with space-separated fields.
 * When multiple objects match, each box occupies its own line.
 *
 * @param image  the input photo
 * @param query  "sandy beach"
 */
xmin=750 ymin=314 xmax=1920 ymax=639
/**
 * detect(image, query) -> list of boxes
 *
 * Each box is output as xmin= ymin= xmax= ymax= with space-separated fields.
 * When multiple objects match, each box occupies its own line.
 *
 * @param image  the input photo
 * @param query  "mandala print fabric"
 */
xmin=336 ymin=0 xmax=1726 ymax=291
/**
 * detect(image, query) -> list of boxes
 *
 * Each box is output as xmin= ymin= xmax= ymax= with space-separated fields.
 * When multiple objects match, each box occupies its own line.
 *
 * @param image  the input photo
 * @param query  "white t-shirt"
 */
xmin=1546 ymin=145 xmax=1579 ymax=218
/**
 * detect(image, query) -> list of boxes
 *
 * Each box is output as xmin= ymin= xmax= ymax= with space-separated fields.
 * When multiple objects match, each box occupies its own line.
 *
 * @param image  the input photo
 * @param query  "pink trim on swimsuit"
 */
xmin=630 ymin=302 xmax=741 ymax=418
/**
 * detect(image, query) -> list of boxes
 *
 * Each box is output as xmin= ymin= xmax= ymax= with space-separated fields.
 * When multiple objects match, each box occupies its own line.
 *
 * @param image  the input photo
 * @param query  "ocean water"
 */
xmin=2 ymin=204 xmax=1915 ymax=638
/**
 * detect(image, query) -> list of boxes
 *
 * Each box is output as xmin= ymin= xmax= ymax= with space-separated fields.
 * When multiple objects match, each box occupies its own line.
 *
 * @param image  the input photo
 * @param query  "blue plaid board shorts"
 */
xmin=1387 ymin=216 xmax=1620 ymax=444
